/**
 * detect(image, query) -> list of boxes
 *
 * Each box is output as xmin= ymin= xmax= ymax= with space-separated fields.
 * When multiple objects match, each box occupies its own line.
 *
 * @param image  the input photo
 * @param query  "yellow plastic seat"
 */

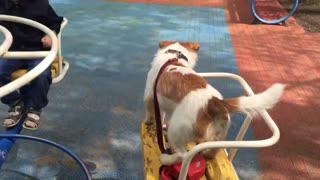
xmin=11 ymin=56 xmax=64 ymax=80
xmin=141 ymin=123 xmax=238 ymax=180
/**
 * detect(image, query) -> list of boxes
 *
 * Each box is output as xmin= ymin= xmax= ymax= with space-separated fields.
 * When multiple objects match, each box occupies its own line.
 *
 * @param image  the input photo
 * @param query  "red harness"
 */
xmin=153 ymin=56 xmax=205 ymax=180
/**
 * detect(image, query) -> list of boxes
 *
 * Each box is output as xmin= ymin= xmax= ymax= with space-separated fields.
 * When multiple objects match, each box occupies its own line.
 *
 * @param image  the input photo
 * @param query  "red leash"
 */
xmin=153 ymin=58 xmax=178 ymax=153
xmin=153 ymin=56 xmax=206 ymax=180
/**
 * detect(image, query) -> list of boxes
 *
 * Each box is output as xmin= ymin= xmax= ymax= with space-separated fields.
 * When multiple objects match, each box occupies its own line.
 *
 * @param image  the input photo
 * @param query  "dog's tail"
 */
xmin=220 ymin=83 xmax=285 ymax=115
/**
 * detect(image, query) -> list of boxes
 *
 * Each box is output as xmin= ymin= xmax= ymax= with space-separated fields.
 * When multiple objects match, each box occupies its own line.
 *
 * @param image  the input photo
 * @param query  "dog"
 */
xmin=143 ymin=41 xmax=285 ymax=166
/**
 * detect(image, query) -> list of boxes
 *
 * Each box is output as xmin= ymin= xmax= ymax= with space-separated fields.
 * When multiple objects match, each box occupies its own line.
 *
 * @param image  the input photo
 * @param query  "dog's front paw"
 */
xmin=160 ymin=153 xmax=183 ymax=166
xmin=160 ymin=154 xmax=171 ymax=165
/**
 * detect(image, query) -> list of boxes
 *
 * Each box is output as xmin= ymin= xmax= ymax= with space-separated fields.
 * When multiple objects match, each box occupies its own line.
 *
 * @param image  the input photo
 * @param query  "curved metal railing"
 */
xmin=0 ymin=15 xmax=58 ymax=98
xmin=178 ymin=72 xmax=281 ymax=180
xmin=0 ymin=15 xmax=69 ymax=84
xmin=0 ymin=26 xmax=12 ymax=57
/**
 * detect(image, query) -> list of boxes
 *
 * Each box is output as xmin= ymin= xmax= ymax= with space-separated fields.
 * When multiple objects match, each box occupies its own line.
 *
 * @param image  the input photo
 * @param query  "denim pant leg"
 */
xmin=23 ymin=59 xmax=52 ymax=110
xmin=0 ymin=58 xmax=25 ymax=107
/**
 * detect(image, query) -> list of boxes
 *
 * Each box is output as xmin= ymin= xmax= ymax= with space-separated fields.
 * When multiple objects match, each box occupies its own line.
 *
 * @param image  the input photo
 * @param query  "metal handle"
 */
xmin=0 ymin=15 xmax=58 ymax=98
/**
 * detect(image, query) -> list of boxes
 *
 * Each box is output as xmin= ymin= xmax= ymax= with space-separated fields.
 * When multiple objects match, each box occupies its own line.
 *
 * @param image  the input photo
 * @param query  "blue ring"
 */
xmin=0 ymin=134 xmax=92 ymax=180
xmin=250 ymin=0 xmax=300 ymax=24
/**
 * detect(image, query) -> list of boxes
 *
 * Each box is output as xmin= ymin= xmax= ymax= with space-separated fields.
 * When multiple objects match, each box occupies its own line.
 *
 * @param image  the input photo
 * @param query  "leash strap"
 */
xmin=153 ymin=58 xmax=178 ymax=153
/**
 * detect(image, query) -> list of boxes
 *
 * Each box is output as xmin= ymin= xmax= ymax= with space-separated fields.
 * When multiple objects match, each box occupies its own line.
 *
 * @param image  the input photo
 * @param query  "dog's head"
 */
xmin=156 ymin=41 xmax=200 ymax=68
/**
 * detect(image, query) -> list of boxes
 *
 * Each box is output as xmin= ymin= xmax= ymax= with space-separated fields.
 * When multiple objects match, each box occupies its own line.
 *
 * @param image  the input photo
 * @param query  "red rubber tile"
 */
xmin=227 ymin=1 xmax=320 ymax=179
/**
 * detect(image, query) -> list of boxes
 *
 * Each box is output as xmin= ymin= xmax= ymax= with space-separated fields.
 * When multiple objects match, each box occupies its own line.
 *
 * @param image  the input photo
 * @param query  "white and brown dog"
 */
xmin=143 ymin=41 xmax=284 ymax=166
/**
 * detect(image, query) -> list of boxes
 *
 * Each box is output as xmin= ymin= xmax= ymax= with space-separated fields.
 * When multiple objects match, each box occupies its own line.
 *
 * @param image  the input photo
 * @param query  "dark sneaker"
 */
xmin=3 ymin=101 xmax=25 ymax=128
xmin=23 ymin=109 xmax=41 ymax=130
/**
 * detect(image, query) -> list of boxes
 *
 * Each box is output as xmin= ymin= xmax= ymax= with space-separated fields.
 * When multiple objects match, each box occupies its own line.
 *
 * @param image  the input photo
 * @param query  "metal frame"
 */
xmin=177 ymin=72 xmax=280 ymax=180
xmin=0 ymin=16 xmax=91 ymax=179
xmin=0 ymin=15 xmax=69 ymax=90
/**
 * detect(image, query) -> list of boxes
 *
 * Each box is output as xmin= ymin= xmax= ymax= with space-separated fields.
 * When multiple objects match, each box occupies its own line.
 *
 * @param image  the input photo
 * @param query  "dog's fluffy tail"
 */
xmin=222 ymin=83 xmax=285 ymax=115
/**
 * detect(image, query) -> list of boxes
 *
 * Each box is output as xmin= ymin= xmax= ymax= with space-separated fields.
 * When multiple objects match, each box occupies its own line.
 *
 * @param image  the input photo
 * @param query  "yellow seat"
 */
xmin=11 ymin=56 xmax=64 ymax=80
xmin=141 ymin=123 xmax=238 ymax=180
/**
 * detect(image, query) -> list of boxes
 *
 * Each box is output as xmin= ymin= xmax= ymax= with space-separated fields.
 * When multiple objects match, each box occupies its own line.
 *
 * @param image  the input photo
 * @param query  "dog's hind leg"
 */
xmin=160 ymin=114 xmax=189 ymax=165
xmin=202 ymin=117 xmax=230 ymax=159
xmin=160 ymin=143 xmax=186 ymax=166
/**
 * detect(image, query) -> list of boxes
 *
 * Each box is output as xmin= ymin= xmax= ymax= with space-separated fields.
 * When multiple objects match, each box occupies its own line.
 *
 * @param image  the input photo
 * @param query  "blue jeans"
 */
xmin=0 ymin=58 xmax=52 ymax=110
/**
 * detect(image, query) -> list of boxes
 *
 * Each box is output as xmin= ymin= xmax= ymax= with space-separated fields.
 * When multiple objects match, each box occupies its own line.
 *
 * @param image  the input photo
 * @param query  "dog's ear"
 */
xmin=159 ymin=41 xmax=175 ymax=49
xmin=181 ymin=42 xmax=200 ymax=52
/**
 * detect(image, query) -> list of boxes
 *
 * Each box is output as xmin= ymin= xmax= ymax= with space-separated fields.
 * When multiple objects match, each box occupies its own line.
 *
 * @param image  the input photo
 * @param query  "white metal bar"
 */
xmin=0 ymin=15 xmax=58 ymax=98
xmin=2 ymin=51 xmax=50 ymax=59
xmin=0 ymin=26 xmax=12 ymax=56
xmin=178 ymin=72 xmax=280 ymax=180
xmin=52 ymin=17 xmax=69 ymax=84
xmin=1 ymin=17 xmax=69 ymax=83
xmin=228 ymin=114 xmax=253 ymax=162
xmin=57 ymin=18 xmax=68 ymax=77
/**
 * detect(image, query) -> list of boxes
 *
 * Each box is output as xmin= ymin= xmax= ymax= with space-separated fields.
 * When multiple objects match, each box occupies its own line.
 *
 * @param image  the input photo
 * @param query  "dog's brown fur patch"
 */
xmin=192 ymin=96 xmax=237 ymax=159
xmin=157 ymin=71 xmax=207 ymax=102
xmin=193 ymin=97 xmax=229 ymax=140
xmin=159 ymin=41 xmax=200 ymax=52
xmin=222 ymin=98 xmax=241 ymax=113
xmin=159 ymin=41 xmax=175 ymax=49
xmin=179 ymin=42 xmax=200 ymax=52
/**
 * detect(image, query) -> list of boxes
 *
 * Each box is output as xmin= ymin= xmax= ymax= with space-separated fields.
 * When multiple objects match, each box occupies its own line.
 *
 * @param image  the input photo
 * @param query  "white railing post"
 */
xmin=52 ymin=17 xmax=69 ymax=84
xmin=228 ymin=114 xmax=253 ymax=162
